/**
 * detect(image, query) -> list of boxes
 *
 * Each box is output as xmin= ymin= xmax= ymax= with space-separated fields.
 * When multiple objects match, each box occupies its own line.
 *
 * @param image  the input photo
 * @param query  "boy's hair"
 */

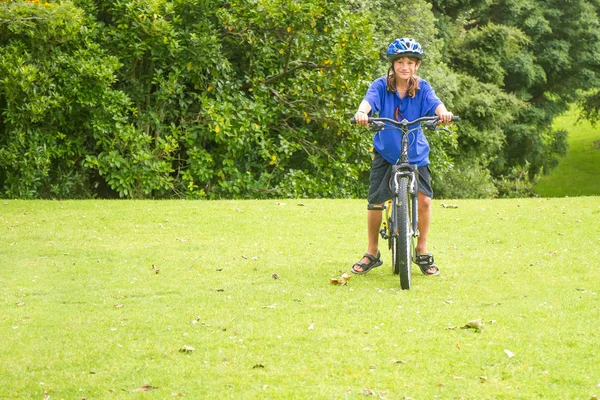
xmin=386 ymin=57 xmax=421 ymax=98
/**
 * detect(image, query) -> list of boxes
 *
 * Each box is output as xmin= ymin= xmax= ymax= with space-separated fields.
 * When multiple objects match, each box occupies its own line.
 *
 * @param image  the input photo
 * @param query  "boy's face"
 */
xmin=393 ymin=57 xmax=420 ymax=80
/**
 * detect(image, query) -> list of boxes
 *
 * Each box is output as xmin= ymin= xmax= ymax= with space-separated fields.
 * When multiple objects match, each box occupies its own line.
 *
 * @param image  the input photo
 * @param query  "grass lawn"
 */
xmin=534 ymin=107 xmax=600 ymax=197
xmin=1 ymin=198 xmax=599 ymax=399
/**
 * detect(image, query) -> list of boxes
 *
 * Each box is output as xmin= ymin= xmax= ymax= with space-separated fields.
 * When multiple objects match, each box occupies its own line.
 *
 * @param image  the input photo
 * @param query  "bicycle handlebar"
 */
xmin=350 ymin=115 xmax=459 ymax=126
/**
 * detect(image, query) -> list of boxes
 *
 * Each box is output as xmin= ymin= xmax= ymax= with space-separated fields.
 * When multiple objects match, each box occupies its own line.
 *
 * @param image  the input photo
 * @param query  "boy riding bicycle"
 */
xmin=352 ymin=37 xmax=454 ymax=277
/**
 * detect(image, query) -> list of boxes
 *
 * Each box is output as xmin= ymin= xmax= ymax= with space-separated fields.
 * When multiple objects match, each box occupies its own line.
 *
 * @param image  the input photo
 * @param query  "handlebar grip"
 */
xmin=451 ymin=116 xmax=460 ymax=121
xmin=350 ymin=117 xmax=373 ymax=124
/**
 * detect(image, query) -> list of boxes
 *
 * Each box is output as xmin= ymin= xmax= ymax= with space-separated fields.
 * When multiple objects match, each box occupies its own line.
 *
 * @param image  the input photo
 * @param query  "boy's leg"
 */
xmin=353 ymin=208 xmax=383 ymax=273
xmin=416 ymin=191 xmax=431 ymax=254
xmin=416 ymin=191 xmax=438 ymax=275
xmin=352 ymin=151 xmax=389 ymax=274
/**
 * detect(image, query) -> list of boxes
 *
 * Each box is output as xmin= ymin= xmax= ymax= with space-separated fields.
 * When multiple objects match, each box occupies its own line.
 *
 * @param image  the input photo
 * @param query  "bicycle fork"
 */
xmin=410 ymin=170 xmax=420 ymax=238
xmin=393 ymin=167 xmax=420 ymax=239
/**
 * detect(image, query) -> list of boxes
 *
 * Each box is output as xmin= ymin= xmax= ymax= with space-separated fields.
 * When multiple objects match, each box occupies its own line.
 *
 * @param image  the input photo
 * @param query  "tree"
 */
xmin=431 ymin=0 xmax=600 ymax=195
xmin=0 ymin=0 xmax=173 ymax=198
xmin=73 ymin=0 xmax=382 ymax=198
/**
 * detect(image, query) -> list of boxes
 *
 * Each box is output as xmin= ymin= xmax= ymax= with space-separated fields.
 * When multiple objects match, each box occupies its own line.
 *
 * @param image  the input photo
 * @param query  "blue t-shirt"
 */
xmin=363 ymin=77 xmax=441 ymax=166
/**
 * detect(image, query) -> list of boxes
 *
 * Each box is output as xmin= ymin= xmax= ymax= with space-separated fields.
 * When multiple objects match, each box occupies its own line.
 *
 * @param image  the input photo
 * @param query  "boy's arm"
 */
xmin=435 ymin=103 xmax=453 ymax=124
xmin=354 ymin=100 xmax=372 ymax=126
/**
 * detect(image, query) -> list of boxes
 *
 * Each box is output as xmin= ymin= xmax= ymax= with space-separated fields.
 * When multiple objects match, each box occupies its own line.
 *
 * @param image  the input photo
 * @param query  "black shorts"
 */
xmin=367 ymin=151 xmax=433 ymax=205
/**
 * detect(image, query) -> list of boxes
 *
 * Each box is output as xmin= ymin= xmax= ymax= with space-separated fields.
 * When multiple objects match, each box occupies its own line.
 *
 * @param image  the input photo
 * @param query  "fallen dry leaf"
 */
xmin=132 ymin=385 xmax=158 ymax=392
xmin=441 ymin=203 xmax=458 ymax=208
xmin=114 ymin=304 xmax=124 ymax=309
xmin=391 ymin=359 xmax=406 ymax=364
xmin=15 ymin=302 xmax=25 ymax=307
xmin=444 ymin=325 xmax=457 ymax=330
xmin=362 ymin=389 xmax=374 ymax=396
xmin=330 ymin=272 xmax=353 ymax=285
xmin=152 ymin=264 xmax=160 ymax=274
xmin=504 ymin=349 xmax=516 ymax=359
xmin=272 ymin=273 xmax=280 ymax=280
xmin=308 ymin=323 xmax=315 ymax=330
xmin=462 ymin=318 xmax=484 ymax=331
xmin=179 ymin=345 xmax=195 ymax=353
xmin=252 ymin=363 xmax=265 ymax=369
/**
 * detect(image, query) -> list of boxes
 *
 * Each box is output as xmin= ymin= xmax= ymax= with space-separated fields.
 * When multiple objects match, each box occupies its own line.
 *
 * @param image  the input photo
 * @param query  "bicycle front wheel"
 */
xmin=393 ymin=177 xmax=412 ymax=290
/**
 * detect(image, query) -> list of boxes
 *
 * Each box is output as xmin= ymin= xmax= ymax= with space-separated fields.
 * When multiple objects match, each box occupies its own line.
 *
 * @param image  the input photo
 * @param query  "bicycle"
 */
xmin=351 ymin=115 xmax=459 ymax=289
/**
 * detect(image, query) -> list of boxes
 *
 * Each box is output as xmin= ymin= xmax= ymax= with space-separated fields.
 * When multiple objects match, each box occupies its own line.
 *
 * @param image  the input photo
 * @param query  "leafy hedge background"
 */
xmin=1 ymin=0 xmax=599 ymax=199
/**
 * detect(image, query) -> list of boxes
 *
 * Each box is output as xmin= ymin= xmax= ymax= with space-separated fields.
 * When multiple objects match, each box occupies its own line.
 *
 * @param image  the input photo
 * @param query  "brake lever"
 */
xmin=370 ymin=121 xmax=386 ymax=132
xmin=423 ymin=121 xmax=438 ymax=131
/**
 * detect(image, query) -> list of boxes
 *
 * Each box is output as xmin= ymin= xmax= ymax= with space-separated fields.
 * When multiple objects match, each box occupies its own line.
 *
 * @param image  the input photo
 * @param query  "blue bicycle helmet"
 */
xmin=386 ymin=38 xmax=424 ymax=61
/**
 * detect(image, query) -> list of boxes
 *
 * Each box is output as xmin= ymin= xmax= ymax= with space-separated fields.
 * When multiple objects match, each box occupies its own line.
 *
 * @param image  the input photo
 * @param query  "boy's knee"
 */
xmin=419 ymin=194 xmax=432 ymax=208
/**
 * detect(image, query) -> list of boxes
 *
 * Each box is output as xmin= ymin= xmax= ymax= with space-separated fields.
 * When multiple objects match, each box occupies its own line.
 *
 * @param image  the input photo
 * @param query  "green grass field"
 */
xmin=534 ymin=107 xmax=600 ymax=197
xmin=1 ymin=198 xmax=599 ymax=399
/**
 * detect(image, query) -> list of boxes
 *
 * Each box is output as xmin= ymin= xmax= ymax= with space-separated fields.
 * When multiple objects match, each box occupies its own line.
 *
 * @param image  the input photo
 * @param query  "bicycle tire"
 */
xmin=396 ymin=177 xmax=412 ymax=290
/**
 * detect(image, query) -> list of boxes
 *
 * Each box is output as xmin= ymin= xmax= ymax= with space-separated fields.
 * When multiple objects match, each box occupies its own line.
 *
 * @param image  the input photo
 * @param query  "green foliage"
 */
xmin=432 ymin=0 xmax=600 ymax=194
xmin=580 ymin=89 xmax=600 ymax=124
xmin=494 ymin=162 xmax=538 ymax=198
xmin=435 ymin=161 xmax=498 ymax=199
xmin=450 ymin=23 xmax=530 ymax=87
xmin=534 ymin=106 xmax=600 ymax=197
xmin=0 ymin=0 xmax=173 ymax=198
xmin=2 ymin=0 xmax=598 ymax=199
xmin=1 ymin=0 xmax=445 ymax=199
xmin=73 ymin=0 xmax=381 ymax=199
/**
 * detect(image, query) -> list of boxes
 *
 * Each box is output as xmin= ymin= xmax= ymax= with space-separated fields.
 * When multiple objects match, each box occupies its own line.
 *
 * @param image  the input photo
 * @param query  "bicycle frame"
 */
xmin=392 ymin=124 xmax=419 ymax=237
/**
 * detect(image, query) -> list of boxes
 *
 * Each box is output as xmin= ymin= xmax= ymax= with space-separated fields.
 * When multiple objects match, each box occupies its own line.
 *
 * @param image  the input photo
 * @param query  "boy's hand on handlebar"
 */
xmin=354 ymin=111 xmax=369 ymax=126
xmin=437 ymin=111 xmax=454 ymax=125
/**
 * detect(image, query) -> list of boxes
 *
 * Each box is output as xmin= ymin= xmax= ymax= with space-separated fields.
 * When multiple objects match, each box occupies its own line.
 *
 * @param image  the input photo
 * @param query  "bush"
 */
xmin=0 ymin=0 xmax=173 ymax=198
xmin=434 ymin=161 xmax=498 ymax=199
xmin=494 ymin=162 xmax=538 ymax=198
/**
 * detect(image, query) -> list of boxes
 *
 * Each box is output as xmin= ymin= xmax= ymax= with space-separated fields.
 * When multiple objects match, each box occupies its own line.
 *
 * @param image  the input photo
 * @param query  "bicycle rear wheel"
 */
xmin=393 ymin=177 xmax=412 ymax=290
